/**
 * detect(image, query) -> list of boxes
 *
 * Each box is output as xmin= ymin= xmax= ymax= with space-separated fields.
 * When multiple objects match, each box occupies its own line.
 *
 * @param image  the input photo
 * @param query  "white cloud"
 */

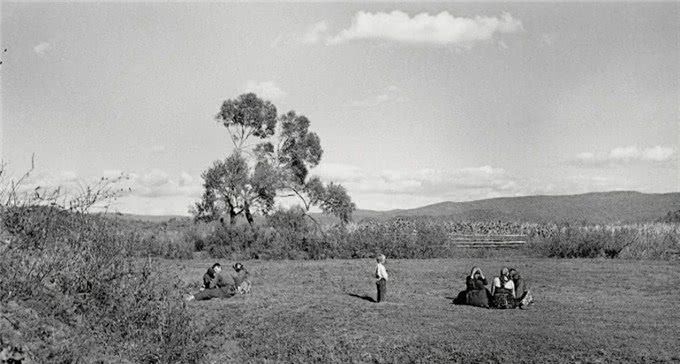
xmin=118 ymin=169 xmax=202 ymax=199
xmin=575 ymin=152 xmax=595 ymax=162
xmin=244 ymin=80 xmax=286 ymax=100
xmin=311 ymin=163 xmax=519 ymax=199
xmin=314 ymin=163 xmax=364 ymax=182
xmin=179 ymin=171 xmax=194 ymax=186
xmin=139 ymin=169 xmax=169 ymax=187
xmin=304 ymin=163 xmax=525 ymax=210
xmin=102 ymin=169 xmax=124 ymax=179
xmin=33 ymin=42 xmax=52 ymax=56
xmin=609 ymin=146 xmax=640 ymax=161
xmin=351 ymin=85 xmax=405 ymax=107
xmin=573 ymin=145 xmax=676 ymax=166
xmin=59 ymin=171 xmax=78 ymax=182
xmin=151 ymin=145 xmax=166 ymax=153
xmin=9 ymin=168 xmax=202 ymax=215
xmin=302 ymin=21 xmax=329 ymax=44
xmin=641 ymin=145 xmax=675 ymax=162
xmin=326 ymin=11 xmax=523 ymax=46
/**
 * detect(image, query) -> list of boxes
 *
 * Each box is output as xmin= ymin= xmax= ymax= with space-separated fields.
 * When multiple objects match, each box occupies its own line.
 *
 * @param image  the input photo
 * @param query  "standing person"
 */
xmin=491 ymin=267 xmax=515 ymax=309
xmin=231 ymin=262 xmax=251 ymax=294
xmin=375 ymin=254 xmax=388 ymax=303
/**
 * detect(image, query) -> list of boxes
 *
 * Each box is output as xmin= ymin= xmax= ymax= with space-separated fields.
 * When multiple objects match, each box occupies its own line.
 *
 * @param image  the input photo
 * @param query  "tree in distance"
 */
xmin=193 ymin=93 xmax=355 ymax=227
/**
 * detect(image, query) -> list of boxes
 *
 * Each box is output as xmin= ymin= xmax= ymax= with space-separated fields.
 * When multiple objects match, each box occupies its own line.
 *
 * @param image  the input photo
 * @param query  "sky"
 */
xmin=1 ymin=2 xmax=678 ymax=215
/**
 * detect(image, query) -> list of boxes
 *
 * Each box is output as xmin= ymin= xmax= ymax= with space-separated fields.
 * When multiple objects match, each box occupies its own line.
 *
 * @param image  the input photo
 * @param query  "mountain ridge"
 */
xmin=109 ymin=191 xmax=680 ymax=224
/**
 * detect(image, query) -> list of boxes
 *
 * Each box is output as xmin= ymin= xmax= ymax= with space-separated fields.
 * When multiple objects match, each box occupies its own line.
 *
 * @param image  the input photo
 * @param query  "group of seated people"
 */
xmin=185 ymin=262 xmax=251 ymax=301
xmin=454 ymin=266 xmax=533 ymax=309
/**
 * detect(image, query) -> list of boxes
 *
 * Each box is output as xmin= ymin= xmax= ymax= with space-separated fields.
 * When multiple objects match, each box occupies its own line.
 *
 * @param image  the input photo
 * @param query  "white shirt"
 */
xmin=375 ymin=263 xmax=388 ymax=281
xmin=493 ymin=277 xmax=515 ymax=290
xmin=492 ymin=277 xmax=515 ymax=297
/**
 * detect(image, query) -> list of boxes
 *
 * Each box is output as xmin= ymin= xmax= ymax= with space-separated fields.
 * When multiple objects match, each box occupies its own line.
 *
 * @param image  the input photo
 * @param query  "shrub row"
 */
xmin=66 ymin=208 xmax=679 ymax=261
xmin=527 ymin=224 xmax=680 ymax=259
xmin=188 ymin=212 xmax=680 ymax=261
xmin=190 ymin=210 xmax=493 ymax=259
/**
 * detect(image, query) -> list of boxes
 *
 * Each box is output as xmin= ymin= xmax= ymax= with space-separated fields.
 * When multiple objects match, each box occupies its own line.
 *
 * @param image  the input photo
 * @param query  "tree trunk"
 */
xmin=244 ymin=201 xmax=254 ymax=226
xmin=226 ymin=199 xmax=238 ymax=225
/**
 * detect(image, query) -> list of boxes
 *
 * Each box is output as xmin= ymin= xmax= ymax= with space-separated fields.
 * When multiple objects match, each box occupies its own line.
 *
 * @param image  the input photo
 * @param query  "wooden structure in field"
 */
xmin=449 ymin=234 xmax=527 ymax=248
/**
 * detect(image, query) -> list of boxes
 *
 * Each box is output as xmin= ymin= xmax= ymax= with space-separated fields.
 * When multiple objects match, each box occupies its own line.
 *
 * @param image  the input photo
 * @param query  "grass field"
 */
xmin=166 ymin=257 xmax=680 ymax=363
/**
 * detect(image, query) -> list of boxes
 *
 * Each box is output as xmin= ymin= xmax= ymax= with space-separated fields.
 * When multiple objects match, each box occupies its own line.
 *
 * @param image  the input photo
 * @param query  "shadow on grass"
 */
xmin=348 ymin=293 xmax=375 ymax=303
xmin=447 ymin=292 xmax=468 ymax=305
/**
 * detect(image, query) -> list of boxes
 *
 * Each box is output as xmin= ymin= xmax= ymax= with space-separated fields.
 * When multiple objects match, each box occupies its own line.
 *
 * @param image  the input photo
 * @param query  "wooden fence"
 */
xmin=448 ymin=234 xmax=528 ymax=249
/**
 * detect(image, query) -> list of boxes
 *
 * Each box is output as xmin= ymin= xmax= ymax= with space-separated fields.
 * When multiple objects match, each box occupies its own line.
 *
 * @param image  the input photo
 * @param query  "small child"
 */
xmin=375 ymin=254 xmax=388 ymax=303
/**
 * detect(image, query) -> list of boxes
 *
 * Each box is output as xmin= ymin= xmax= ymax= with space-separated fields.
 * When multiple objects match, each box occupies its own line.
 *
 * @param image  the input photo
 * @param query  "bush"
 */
xmin=136 ymin=229 xmax=195 ymax=259
xmin=202 ymin=214 xmax=454 ymax=260
xmin=528 ymin=223 xmax=680 ymax=259
xmin=0 ymin=205 xmax=206 ymax=363
xmin=197 ymin=211 xmax=680 ymax=261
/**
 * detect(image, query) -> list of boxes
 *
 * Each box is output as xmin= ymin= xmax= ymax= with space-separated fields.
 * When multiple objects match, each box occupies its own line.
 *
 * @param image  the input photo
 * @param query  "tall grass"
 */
xmin=527 ymin=223 xmax=680 ymax=259
xmin=194 ymin=212 xmax=680 ymax=261
xmin=0 ymin=167 xmax=206 ymax=363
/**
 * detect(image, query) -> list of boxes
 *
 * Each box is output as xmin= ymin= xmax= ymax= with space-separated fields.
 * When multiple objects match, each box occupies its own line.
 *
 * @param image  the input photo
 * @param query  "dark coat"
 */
xmin=203 ymin=267 xmax=231 ymax=289
xmin=231 ymin=269 xmax=250 ymax=286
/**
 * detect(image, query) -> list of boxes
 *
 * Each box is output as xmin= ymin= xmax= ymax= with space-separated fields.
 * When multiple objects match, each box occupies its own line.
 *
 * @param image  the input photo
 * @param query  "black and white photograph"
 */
xmin=1 ymin=1 xmax=678 ymax=362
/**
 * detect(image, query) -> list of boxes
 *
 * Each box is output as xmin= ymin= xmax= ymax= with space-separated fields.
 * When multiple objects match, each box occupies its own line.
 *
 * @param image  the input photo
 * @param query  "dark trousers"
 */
xmin=194 ymin=286 xmax=235 ymax=301
xmin=376 ymin=279 xmax=387 ymax=302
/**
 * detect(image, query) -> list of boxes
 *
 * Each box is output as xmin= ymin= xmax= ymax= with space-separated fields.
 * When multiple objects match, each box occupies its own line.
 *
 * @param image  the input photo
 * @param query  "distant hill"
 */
xmin=109 ymin=191 xmax=680 ymax=225
xmin=346 ymin=191 xmax=680 ymax=224
xmin=103 ymin=212 xmax=191 ymax=224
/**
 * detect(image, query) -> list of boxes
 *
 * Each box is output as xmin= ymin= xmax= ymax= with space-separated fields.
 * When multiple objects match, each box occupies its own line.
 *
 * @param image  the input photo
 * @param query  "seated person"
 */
xmin=202 ymin=263 xmax=231 ymax=290
xmin=453 ymin=266 xmax=491 ymax=308
xmin=491 ymin=267 xmax=515 ymax=309
xmin=186 ymin=263 xmax=235 ymax=301
xmin=231 ymin=262 xmax=251 ymax=294
xmin=465 ymin=266 xmax=491 ymax=308
xmin=509 ymin=268 xmax=533 ymax=309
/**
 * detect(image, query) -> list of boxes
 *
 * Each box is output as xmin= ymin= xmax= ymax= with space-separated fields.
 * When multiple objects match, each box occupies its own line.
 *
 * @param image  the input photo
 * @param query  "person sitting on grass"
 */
xmin=375 ymin=254 xmax=388 ymax=303
xmin=202 ymin=263 xmax=231 ymax=290
xmin=509 ymin=268 xmax=533 ymax=309
xmin=231 ymin=262 xmax=251 ymax=294
xmin=491 ymin=267 xmax=515 ymax=309
xmin=454 ymin=266 xmax=491 ymax=308
xmin=185 ymin=263 xmax=235 ymax=301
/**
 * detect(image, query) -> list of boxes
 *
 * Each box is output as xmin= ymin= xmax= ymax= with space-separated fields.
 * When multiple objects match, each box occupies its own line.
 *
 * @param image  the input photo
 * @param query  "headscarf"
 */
xmin=500 ymin=267 xmax=510 ymax=282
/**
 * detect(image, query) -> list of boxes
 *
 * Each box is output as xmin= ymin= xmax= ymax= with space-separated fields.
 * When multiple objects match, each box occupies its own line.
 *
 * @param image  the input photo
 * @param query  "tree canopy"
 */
xmin=193 ymin=93 xmax=355 ymax=226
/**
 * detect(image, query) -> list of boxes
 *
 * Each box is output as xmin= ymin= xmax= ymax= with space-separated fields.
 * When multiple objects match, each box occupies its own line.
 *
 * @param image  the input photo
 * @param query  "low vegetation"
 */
xmin=527 ymin=223 xmax=680 ymax=259
xmin=172 ymin=258 xmax=680 ymax=363
xmin=2 ymin=160 xmax=677 ymax=362
xmin=0 ymin=169 xmax=206 ymax=363
xmin=181 ymin=215 xmax=680 ymax=261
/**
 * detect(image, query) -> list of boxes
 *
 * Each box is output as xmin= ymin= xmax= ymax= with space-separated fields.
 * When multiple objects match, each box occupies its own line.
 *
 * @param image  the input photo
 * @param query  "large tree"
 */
xmin=193 ymin=93 xmax=355 ymax=226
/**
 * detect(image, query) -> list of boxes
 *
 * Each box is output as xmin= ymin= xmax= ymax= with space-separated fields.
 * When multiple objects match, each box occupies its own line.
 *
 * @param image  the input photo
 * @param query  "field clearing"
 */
xmin=164 ymin=258 xmax=680 ymax=363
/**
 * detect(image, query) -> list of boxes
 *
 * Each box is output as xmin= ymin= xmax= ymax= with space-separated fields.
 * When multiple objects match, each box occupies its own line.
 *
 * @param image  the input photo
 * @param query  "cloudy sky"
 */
xmin=1 ymin=2 xmax=678 ymax=215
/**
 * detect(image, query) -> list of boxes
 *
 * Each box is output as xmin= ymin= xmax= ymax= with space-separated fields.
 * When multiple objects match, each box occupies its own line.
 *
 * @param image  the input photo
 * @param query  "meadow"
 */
xmin=2 ymin=177 xmax=678 ymax=362
xmin=171 ymin=257 xmax=680 ymax=363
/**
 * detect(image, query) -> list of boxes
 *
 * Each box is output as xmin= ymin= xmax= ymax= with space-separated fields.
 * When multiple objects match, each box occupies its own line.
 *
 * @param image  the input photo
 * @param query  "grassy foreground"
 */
xmin=165 ymin=258 xmax=680 ymax=363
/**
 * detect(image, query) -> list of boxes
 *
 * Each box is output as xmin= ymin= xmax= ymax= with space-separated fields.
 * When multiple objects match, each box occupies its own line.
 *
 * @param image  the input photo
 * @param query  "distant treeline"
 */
xmin=104 ymin=209 xmax=680 ymax=261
